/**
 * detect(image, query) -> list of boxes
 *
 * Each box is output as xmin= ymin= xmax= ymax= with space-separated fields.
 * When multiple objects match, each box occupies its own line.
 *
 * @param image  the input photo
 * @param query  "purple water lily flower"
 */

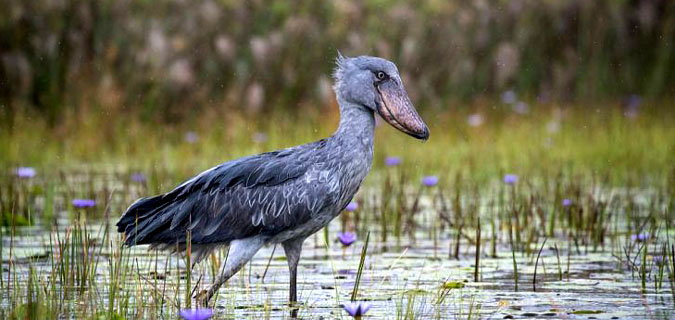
xmin=185 ymin=131 xmax=199 ymax=143
xmin=631 ymin=233 xmax=649 ymax=242
xmin=547 ymin=121 xmax=560 ymax=133
xmin=72 ymin=199 xmax=96 ymax=208
xmin=502 ymin=90 xmax=517 ymax=104
xmin=337 ymin=269 xmax=357 ymax=275
xmin=16 ymin=167 xmax=36 ymax=178
xmin=625 ymin=94 xmax=642 ymax=109
xmin=624 ymin=94 xmax=642 ymax=119
xmin=385 ymin=156 xmax=401 ymax=166
xmin=179 ymin=308 xmax=213 ymax=320
xmin=252 ymin=132 xmax=268 ymax=143
xmin=131 ymin=172 xmax=146 ymax=183
xmin=338 ymin=232 xmax=357 ymax=246
xmin=345 ymin=202 xmax=358 ymax=212
xmin=422 ymin=176 xmax=438 ymax=187
xmin=537 ymin=92 xmax=551 ymax=104
xmin=343 ymin=302 xmax=371 ymax=317
xmin=513 ymin=101 xmax=529 ymax=114
xmin=503 ymin=174 xmax=518 ymax=185
xmin=562 ymin=199 xmax=572 ymax=207
xmin=467 ymin=113 xmax=484 ymax=127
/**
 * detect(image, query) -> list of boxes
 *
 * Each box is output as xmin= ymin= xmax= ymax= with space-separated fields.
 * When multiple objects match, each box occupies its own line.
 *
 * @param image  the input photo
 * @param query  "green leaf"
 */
xmin=441 ymin=281 xmax=466 ymax=289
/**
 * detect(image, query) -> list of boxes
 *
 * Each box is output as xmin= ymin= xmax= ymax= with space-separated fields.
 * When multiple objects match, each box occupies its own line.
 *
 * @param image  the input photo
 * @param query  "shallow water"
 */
xmin=1 ymin=172 xmax=673 ymax=319
xmin=2 ymin=221 xmax=673 ymax=319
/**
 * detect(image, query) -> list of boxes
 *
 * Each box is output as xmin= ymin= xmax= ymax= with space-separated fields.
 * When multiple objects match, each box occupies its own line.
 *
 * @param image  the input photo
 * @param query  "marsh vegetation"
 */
xmin=2 ymin=104 xmax=674 ymax=319
xmin=2 ymin=1 xmax=675 ymax=318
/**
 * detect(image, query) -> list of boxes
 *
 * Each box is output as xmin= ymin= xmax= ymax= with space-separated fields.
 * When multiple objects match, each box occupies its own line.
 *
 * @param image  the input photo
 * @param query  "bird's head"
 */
xmin=334 ymin=53 xmax=429 ymax=140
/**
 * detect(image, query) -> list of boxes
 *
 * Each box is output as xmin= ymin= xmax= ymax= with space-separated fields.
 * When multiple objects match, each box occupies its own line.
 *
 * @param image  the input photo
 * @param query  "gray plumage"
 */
xmin=116 ymin=54 xmax=428 ymax=310
xmin=118 ymin=132 xmax=370 ymax=261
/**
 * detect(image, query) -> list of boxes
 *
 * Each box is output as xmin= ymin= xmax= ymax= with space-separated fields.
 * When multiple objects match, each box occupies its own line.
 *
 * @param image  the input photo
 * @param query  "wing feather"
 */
xmin=116 ymin=139 xmax=333 ymax=246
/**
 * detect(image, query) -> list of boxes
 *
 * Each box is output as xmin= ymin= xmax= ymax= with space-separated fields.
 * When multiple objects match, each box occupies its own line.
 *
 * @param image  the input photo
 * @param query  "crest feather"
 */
xmin=333 ymin=50 xmax=349 ymax=84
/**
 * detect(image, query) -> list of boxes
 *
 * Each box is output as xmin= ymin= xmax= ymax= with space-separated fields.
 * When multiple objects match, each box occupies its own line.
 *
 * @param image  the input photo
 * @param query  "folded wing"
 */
xmin=116 ymin=139 xmax=333 ymax=247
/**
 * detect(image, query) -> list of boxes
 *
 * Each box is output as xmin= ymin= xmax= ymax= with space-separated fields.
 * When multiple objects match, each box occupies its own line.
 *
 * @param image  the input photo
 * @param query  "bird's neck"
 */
xmin=333 ymin=98 xmax=376 ymax=148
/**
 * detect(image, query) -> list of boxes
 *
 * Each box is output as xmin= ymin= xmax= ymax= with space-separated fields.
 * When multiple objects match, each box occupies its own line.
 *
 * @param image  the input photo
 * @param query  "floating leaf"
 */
xmin=441 ymin=281 xmax=465 ymax=289
xmin=571 ymin=310 xmax=603 ymax=315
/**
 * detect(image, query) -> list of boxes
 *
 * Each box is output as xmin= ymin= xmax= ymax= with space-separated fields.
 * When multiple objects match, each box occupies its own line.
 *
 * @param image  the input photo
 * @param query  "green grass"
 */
xmin=2 ymin=102 xmax=673 ymax=183
xmin=0 ymin=101 xmax=674 ymax=319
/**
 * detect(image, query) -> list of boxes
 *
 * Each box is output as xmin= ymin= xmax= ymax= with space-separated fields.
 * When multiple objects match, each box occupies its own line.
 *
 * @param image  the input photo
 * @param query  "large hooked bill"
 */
xmin=375 ymin=78 xmax=429 ymax=140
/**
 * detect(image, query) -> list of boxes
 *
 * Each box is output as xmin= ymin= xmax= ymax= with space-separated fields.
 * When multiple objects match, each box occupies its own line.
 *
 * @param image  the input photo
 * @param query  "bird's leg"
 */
xmin=282 ymin=238 xmax=304 ymax=318
xmin=194 ymin=236 xmax=265 ymax=306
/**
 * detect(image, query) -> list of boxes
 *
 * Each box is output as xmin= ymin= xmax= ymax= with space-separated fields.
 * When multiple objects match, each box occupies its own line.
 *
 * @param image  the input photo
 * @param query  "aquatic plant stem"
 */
xmin=261 ymin=244 xmax=277 ymax=283
xmin=671 ymin=244 xmax=675 ymax=301
xmin=533 ymin=238 xmax=547 ymax=292
xmin=511 ymin=246 xmax=518 ymax=292
xmin=554 ymin=243 xmax=562 ymax=281
xmin=474 ymin=217 xmax=480 ymax=282
xmin=185 ymin=228 xmax=192 ymax=308
xmin=351 ymin=231 xmax=370 ymax=302
xmin=641 ymin=242 xmax=647 ymax=293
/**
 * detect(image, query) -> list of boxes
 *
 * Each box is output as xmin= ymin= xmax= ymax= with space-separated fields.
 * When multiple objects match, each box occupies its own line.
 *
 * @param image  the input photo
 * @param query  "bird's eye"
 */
xmin=376 ymin=71 xmax=386 ymax=80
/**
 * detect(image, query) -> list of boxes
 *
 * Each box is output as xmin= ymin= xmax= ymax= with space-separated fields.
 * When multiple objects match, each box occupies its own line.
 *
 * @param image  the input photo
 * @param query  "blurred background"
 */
xmin=2 ymin=0 xmax=674 ymax=119
xmin=0 ymin=0 xmax=673 ymax=174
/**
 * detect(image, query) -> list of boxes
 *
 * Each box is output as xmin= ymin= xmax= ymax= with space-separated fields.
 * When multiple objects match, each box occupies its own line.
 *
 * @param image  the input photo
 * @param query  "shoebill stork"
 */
xmin=116 ymin=54 xmax=429 ymax=312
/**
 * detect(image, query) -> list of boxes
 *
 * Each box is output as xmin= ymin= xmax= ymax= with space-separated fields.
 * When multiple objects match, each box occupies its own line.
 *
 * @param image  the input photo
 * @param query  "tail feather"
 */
xmin=117 ymin=194 xmax=222 ymax=265
xmin=117 ymin=195 xmax=164 ymax=231
xmin=116 ymin=193 xmax=180 ymax=245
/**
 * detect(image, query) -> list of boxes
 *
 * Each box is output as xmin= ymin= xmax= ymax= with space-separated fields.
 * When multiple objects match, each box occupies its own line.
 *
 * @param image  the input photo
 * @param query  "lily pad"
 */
xmin=571 ymin=310 xmax=603 ymax=315
xmin=441 ymin=281 xmax=466 ymax=289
